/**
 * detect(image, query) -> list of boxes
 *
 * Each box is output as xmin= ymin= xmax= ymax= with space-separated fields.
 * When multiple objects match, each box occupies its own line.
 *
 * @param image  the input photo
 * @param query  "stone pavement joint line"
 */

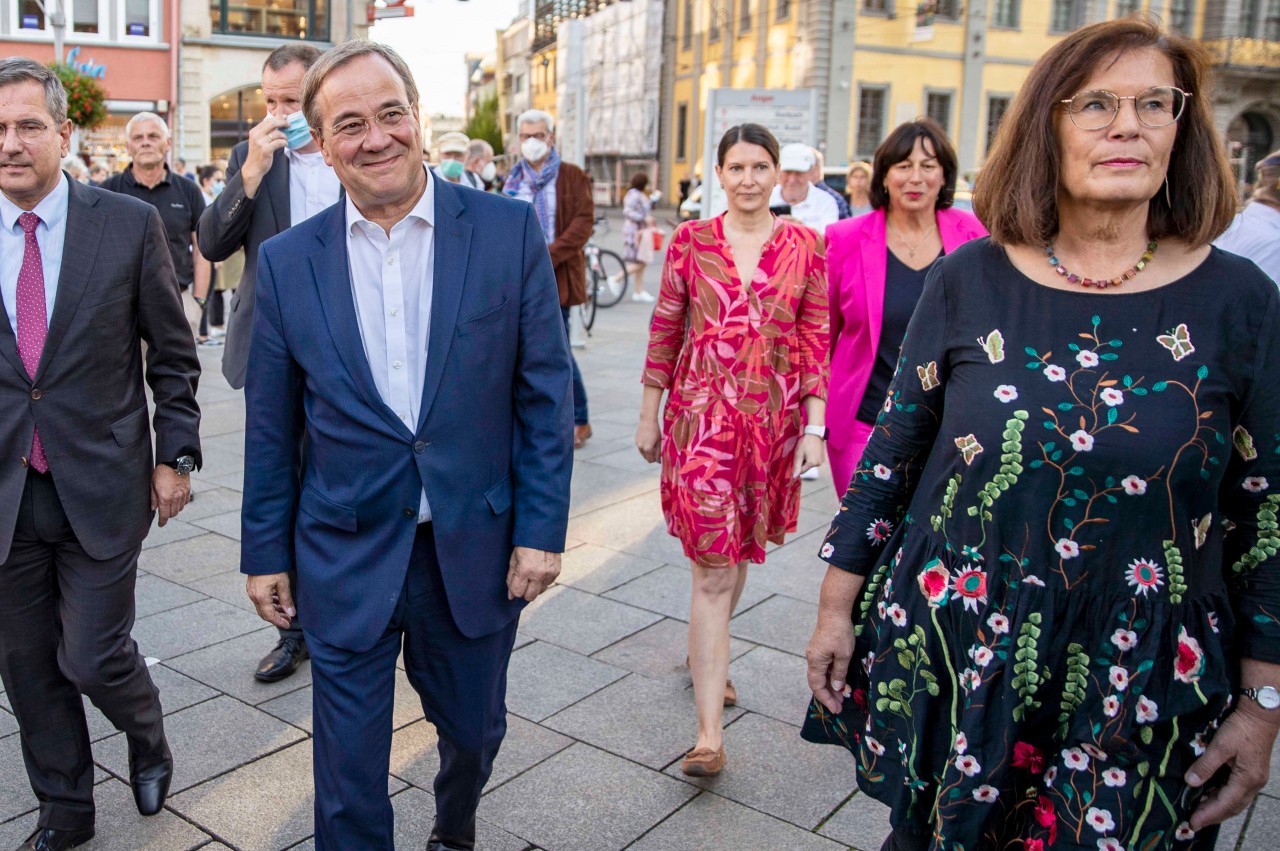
xmin=0 ymin=211 xmax=1259 ymax=850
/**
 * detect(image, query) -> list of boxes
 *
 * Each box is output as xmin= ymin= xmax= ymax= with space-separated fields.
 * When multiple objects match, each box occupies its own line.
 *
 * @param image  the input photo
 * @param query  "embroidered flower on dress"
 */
xmin=1175 ymin=626 xmax=1206 ymax=684
xmin=1103 ymin=695 xmax=1120 ymax=717
xmin=1099 ymin=387 xmax=1124 ymax=406
xmin=1191 ymin=732 xmax=1207 ymax=756
xmin=970 ymin=646 xmax=994 ymax=667
xmin=1044 ymin=364 xmax=1067 ymax=382
xmin=1085 ymin=807 xmax=1115 ymax=834
xmin=1126 ymin=558 xmax=1164 ymax=596
xmin=1070 ymin=429 xmax=1095 ymax=452
xmin=866 ymin=518 xmax=893 ymax=544
xmin=1044 ymin=766 xmax=1058 ymax=788
xmin=1209 ymin=611 xmax=1220 ymax=634
xmin=918 ymin=560 xmax=951 ymax=607
xmin=954 ymin=731 xmax=968 ymax=754
xmin=954 ymin=566 xmax=988 ymax=613
xmin=1055 ymin=538 xmax=1081 ymax=559
xmin=1098 ymin=839 xmax=1124 ymax=851
xmin=1081 ymin=743 xmax=1108 ymax=761
xmin=1111 ymin=629 xmax=1138 ymax=651
xmin=1024 ymin=575 xmax=1046 ymax=586
xmin=1077 ymin=350 xmax=1100 ymax=368
xmin=987 ymin=612 xmax=1010 ymax=634
xmin=876 ymin=600 xmax=886 ymax=620
xmin=954 ymin=754 xmax=981 ymax=776
xmin=1122 ymin=475 xmax=1147 ymax=495
xmin=873 ymin=463 xmax=892 ymax=480
xmin=865 ymin=736 xmax=885 ymax=756
xmin=1102 ymin=768 xmax=1127 ymax=787
xmin=994 ymin=384 xmax=1018 ymax=403
xmin=972 ymin=785 xmax=999 ymax=802
xmin=959 ymin=668 xmax=982 ymax=692
xmin=820 ymin=542 xmax=835 ymax=559
xmin=1109 ymin=666 xmax=1130 ymax=691
xmin=1175 ymin=823 xmax=1196 ymax=841
xmin=1062 ymin=747 xmax=1090 ymax=771
xmin=1244 ymin=476 xmax=1270 ymax=492
xmin=885 ymin=603 xmax=908 ymax=627
xmin=1136 ymin=695 xmax=1159 ymax=723
xmin=1011 ymin=741 xmax=1045 ymax=774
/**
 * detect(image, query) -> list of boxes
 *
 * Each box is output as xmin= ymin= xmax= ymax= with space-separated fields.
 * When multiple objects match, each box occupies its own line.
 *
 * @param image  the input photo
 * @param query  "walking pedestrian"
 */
xmin=768 ymin=143 xmax=840 ymax=233
xmin=1215 ymin=149 xmax=1280 ymax=284
xmin=196 ymin=164 xmax=226 ymax=342
xmin=0 ymin=57 xmax=200 ymax=851
xmin=464 ymin=138 xmax=495 ymax=189
xmin=809 ymin=148 xmax=852 ymax=220
xmin=637 ymin=123 xmax=829 ymax=777
xmin=504 ymin=108 xmax=595 ymax=449
xmin=823 ymin=118 xmax=986 ymax=495
xmin=241 ymin=41 xmax=572 ymax=850
xmin=433 ymin=131 xmax=475 ymax=187
xmin=197 ymin=42 xmax=339 ymax=683
xmin=621 ymin=171 xmax=657 ymax=303
xmin=847 ymin=161 xmax=873 ymax=217
xmin=804 ymin=18 xmax=1280 ymax=849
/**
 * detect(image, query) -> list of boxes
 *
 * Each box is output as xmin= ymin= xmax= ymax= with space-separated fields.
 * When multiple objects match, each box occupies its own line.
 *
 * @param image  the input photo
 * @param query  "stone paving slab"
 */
xmin=480 ymin=742 xmax=696 ymax=851
xmin=722 ymin=645 xmax=814 ymax=727
xmin=567 ymin=493 xmax=686 ymax=565
xmin=0 ymin=706 xmax=17 ymax=738
xmin=592 ymin=617 xmax=755 ymax=682
xmin=188 ymin=510 xmax=243 ymax=541
xmin=131 ymin=599 xmax=265 ymax=662
xmin=179 ymin=488 xmax=245 ymax=524
xmin=138 ymin=533 xmax=244 ymax=585
xmin=1242 ymin=793 xmax=1280 ymax=850
xmin=504 ymin=642 xmax=628 ymax=722
xmin=629 ymin=790 xmax=848 ymax=851
xmin=0 ymin=781 xmax=211 ymax=851
xmin=729 ymin=593 xmax=820 ymax=657
xmin=554 ymin=543 xmax=664 ymax=595
xmin=603 ymin=564 xmax=772 ymax=623
xmin=187 ymin=568 xmax=258 ymax=613
xmin=83 ymin=664 xmax=220 ymax=743
xmin=568 ymin=460 xmax=659 ymax=519
xmin=139 ymin=518 xmax=208 ymax=550
xmin=519 ymin=585 xmax=663 ymax=655
xmin=134 ymin=575 xmax=208 ymax=619
xmin=818 ymin=791 xmax=892 ymax=851
xmin=164 ymin=629 xmax=310 ymax=706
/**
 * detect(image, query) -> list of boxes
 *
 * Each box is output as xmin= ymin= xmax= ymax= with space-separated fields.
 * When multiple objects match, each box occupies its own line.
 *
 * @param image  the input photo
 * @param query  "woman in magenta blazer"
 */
xmin=824 ymin=119 xmax=988 ymax=495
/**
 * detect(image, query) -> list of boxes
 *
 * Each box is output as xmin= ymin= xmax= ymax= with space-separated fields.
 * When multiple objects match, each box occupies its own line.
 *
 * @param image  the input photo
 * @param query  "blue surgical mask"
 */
xmin=212 ymin=179 xmax=225 ymax=196
xmin=284 ymin=110 xmax=312 ymax=150
xmin=440 ymin=159 xmax=464 ymax=180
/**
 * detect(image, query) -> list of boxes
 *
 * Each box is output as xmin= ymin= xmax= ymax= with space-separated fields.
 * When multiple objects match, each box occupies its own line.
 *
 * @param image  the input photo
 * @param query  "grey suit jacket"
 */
xmin=0 ymin=178 xmax=202 ymax=562
xmin=197 ymin=142 xmax=290 ymax=389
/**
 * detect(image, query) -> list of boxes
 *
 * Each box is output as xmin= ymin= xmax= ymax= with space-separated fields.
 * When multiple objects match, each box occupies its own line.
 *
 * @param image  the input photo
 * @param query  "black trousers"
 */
xmin=0 ymin=470 xmax=166 ymax=830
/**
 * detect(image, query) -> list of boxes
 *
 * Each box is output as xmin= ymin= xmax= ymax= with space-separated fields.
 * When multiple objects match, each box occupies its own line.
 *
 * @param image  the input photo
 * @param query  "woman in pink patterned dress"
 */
xmin=636 ymin=124 xmax=830 ymax=776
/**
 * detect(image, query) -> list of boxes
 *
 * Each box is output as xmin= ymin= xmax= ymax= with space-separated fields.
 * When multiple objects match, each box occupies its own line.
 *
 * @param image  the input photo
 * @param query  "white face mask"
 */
xmin=521 ymin=138 xmax=549 ymax=163
xmin=480 ymin=162 xmax=497 ymax=182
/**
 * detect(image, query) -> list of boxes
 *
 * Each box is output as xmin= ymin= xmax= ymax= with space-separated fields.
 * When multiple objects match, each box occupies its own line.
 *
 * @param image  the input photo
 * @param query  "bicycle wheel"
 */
xmin=581 ymin=270 xmax=599 ymax=333
xmin=593 ymin=249 xmax=630 ymax=308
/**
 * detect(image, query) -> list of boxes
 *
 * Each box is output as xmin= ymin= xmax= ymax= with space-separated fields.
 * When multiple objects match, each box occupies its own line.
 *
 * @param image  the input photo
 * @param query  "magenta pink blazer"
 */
xmin=824 ymin=207 xmax=988 ymax=450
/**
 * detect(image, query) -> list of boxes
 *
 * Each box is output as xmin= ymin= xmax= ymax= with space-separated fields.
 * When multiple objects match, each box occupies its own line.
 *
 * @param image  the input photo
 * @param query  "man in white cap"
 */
xmin=768 ymin=142 xmax=839 ymax=234
xmin=434 ymin=131 xmax=481 ymax=188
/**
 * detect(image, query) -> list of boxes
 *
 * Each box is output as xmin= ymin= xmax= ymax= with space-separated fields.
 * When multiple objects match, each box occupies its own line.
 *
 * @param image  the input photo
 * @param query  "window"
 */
xmin=776 ymin=0 xmax=790 ymax=20
xmin=856 ymin=86 xmax=887 ymax=160
xmin=739 ymin=0 xmax=751 ymax=33
xmin=862 ymin=0 xmax=889 ymax=12
xmin=992 ymin=0 xmax=1019 ymax=27
xmin=926 ymin=91 xmax=952 ymax=134
xmin=123 ymin=0 xmax=156 ymax=36
xmin=514 ymin=74 xmax=524 ymax=94
xmin=682 ymin=0 xmax=693 ymax=49
xmin=1167 ymin=0 xmax=1190 ymax=33
xmin=1050 ymin=0 xmax=1082 ymax=32
xmin=986 ymin=95 xmax=1011 ymax=154
xmin=211 ymin=0 xmax=327 ymax=39
xmin=709 ymin=0 xmax=721 ymax=41
xmin=676 ymin=103 xmax=689 ymax=161
xmin=934 ymin=0 xmax=960 ymax=20
xmin=1265 ymin=0 xmax=1280 ymax=40
xmin=72 ymin=0 xmax=99 ymax=33
xmin=1115 ymin=0 xmax=1141 ymax=16
xmin=1242 ymin=0 xmax=1260 ymax=34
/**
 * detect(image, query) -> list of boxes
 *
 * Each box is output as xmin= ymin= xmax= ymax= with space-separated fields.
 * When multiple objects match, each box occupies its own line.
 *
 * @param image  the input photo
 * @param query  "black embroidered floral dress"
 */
xmin=802 ymin=239 xmax=1280 ymax=851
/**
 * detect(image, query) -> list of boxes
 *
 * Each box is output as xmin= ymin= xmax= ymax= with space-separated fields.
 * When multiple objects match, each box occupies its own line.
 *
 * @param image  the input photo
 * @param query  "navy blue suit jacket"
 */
xmin=240 ymin=178 xmax=573 ymax=652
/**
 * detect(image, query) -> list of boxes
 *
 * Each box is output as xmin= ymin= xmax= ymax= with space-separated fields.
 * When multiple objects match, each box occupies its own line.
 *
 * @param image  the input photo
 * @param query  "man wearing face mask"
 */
xmin=465 ymin=139 xmax=495 ymax=190
xmin=433 ymin=132 xmax=477 ymax=188
xmin=504 ymin=109 xmax=595 ymax=449
xmin=197 ymin=42 xmax=339 ymax=685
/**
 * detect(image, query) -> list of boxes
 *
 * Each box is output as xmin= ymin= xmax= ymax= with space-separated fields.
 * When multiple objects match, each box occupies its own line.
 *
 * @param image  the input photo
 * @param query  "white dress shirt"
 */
xmin=287 ymin=148 xmax=342 ymax=226
xmin=1 ymin=173 xmax=69 ymax=334
xmin=768 ymin=182 xmax=840 ymax=234
xmin=1215 ymin=202 xmax=1280 ymax=286
xmin=345 ymin=166 xmax=436 ymax=522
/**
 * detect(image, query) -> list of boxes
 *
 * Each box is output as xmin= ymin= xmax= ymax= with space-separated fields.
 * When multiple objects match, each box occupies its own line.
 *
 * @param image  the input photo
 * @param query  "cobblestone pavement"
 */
xmin=0 ymin=210 xmax=1270 ymax=850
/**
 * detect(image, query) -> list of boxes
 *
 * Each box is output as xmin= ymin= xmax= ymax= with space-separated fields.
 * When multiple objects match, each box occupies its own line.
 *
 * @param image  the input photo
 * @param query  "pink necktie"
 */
xmin=16 ymin=211 xmax=48 ymax=473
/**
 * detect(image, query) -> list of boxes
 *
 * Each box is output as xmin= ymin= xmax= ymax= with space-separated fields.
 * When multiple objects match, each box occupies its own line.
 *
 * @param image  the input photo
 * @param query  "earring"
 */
xmin=1164 ymin=177 xmax=1172 ymax=208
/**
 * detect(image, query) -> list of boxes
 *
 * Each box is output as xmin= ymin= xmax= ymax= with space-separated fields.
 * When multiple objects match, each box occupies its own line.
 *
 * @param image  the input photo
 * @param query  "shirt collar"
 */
xmin=287 ymin=147 xmax=327 ymax=168
xmin=345 ymin=165 xmax=435 ymax=236
xmin=126 ymin=164 xmax=170 ymax=187
xmin=0 ymin=171 xmax=70 ymax=234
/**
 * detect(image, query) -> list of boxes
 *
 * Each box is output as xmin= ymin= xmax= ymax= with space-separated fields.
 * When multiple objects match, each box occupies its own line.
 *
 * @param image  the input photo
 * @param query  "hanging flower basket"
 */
xmin=48 ymin=64 xmax=108 ymax=130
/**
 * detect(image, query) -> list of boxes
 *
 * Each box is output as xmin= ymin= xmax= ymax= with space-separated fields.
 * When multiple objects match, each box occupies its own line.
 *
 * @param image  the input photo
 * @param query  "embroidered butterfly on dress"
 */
xmin=977 ymin=329 xmax=1005 ymax=364
xmin=1157 ymin=323 xmax=1195 ymax=362
xmin=918 ymin=361 xmax=940 ymax=391
xmin=954 ymin=434 xmax=983 ymax=465
xmin=1193 ymin=514 xmax=1212 ymax=550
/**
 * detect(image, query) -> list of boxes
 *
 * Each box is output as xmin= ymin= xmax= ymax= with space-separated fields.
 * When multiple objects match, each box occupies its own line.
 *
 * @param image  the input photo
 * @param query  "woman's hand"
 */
xmin=636 ymin=417 xmax=662 ymax=463
xmin=1184 ymin=702 xmax=1280 ymax=830
xmin=807 ymin=607 xmax=854 ymax=714
xmin=793 ymin=434 xmax=826 ymax=479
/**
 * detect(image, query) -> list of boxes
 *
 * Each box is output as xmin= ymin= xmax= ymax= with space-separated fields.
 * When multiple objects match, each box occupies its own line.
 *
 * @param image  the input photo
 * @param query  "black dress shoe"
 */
xmin=255 ymin=636 xmax=309 ymax=683
xmin=129 ymin=750 xmax=173 ymax=816
xmin=16 ymin=826 xmax=95 ymax=851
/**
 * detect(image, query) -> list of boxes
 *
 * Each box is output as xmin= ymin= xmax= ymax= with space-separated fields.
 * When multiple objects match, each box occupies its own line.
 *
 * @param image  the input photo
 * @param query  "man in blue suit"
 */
xmin=239 ymin=41 xmax=573 ymax=851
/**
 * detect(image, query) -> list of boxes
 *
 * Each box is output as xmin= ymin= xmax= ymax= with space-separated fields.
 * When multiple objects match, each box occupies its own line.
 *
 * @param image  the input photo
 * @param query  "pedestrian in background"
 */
xmin=1215 ymin=149 xmax=1280 ymax=284
xmin=805 ymin=18 xmax=1280 ymax=849
xmin=87 ymin=159 xmax=108 ymax=185
xmin=465 ymin=138 xmax=495 ymax=189
xmin=59 ymin=155 xmax=87 ymax=184
xmin=810 ymin=148 xmax=852 ymax=220
xmin=0 ymin=57 xmax=200 ymax=851
xmin=433 ymin=131 xmax=474 ymax=187
xmin=504 ymin=108 xmax=595 ymax=449
xmin=196 ymin=163 xmax=227 ymax=342
xmin=822 ymin=118 xmax=986 ymax=495
xmin=768 ymin=143 xmax=840 ymax=233
xmin=637 ymin=123 xmax=829 ymax=778
xmin=621 ymin=171 xmax=657 ymax=303
xmin=198 ymin=42 xmax=340 ymax=685
xmin=847 ymin=160 xmax=873 ymax=217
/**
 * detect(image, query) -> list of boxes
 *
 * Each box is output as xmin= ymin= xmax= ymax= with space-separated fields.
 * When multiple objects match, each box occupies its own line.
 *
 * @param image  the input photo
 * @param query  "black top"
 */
xmin=856 ymin=248 xmax=939 ymax=424
xmin=101 ymin=166 xmax=205 ymax=286
xmin=804 ymin=238 xmax=1280 ymax=847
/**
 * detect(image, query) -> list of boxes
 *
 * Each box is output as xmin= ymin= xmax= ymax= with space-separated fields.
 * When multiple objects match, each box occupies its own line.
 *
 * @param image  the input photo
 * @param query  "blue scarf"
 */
xmin=504 ymin=147 xmax=561 ymax=244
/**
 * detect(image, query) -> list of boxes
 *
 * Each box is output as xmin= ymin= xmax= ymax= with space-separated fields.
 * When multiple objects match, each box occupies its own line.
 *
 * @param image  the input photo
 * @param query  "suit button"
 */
xmin=414 ymin=441 xmax=427 ymax=453
xmin=403 ymin=508 xmax=415 ymax=519
xmin=30 ymin=389 xmax=41 ymax=400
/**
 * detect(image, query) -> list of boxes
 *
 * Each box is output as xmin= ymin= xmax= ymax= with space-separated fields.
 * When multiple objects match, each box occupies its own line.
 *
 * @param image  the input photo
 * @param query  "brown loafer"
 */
xmin=574 ymin=423 xmax=593 ymax=449
xmin=681 ymin=744 xmax=726 ymax=777
xmin=724 ymin=678 xmax=737 ymax=707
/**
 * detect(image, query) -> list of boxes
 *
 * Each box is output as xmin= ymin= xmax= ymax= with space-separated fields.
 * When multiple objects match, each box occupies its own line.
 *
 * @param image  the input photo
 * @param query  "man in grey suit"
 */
xmin=0 ymin=58 xmax=201 ymax=851
xmin=197 ymin=42 xmax=339 ymax=683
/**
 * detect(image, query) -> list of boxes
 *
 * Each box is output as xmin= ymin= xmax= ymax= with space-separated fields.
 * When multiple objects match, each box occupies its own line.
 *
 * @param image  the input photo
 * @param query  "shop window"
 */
xmin=856 ymin=86 xmax=887 ymax=161
xmin=122 ymin=0 xmax=155 ymax=36
xmin=1049 ymin=0 xmax=1083 ymax=32
xmin=72 ymin=0 xmax=99 ymax=33
xmin=926 ymin=91 xmax=952 ymax=135
xmin=14 ymin=0 xmax=107 ymax=39
xmin=211 ymin=0 xmax=328 ymax=40
xmin=992 ymin=0 xmax=1019 ymax=28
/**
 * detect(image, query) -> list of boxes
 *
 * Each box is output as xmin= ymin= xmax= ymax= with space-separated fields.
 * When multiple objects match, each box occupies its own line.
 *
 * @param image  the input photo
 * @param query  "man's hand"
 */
xmin=240 ymin=115 xmax=290 ymax=199
xmin=506 ymin=547 xmax=561 ymax=602
xmin=246 ymin=573 xmax=296 ymax=630
xmin=1185 ymin=703 xmax=1280 ymax=830
xmin=150 ymin=465 xmax=191 ymax=527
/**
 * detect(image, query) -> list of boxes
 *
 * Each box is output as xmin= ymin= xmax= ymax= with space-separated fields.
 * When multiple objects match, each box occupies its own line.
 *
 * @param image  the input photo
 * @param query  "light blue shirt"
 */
xmin=1215 ymin=202 xmax=1280 ymax=287
xmin=0 ymin=173 xmax=69 ymax=335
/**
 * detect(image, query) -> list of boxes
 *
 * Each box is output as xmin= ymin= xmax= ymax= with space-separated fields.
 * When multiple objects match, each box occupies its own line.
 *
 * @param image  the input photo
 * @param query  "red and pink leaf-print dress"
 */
xmin=642 ymin=214 xmax=829 ymax=567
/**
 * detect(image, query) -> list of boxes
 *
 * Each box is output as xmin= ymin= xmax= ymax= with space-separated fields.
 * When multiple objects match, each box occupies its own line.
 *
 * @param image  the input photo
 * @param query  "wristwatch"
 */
xmin=1241 ymin=685 xmax=1280 ymax=710
xmin=163 ymin=455 xmax=196 ymax=476
xmin=803 ymin=425 xmax=829 ymax=440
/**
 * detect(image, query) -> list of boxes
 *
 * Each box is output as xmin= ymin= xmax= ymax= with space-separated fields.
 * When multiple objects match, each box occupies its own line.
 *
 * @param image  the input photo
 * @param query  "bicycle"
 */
xmin=583 ymin=216 xmax=629 ymax=321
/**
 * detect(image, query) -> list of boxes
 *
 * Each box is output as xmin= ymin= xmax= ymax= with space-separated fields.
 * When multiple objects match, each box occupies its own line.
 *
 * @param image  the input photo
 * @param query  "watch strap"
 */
xmin=803 ymin=425 xmax=829 ymax=440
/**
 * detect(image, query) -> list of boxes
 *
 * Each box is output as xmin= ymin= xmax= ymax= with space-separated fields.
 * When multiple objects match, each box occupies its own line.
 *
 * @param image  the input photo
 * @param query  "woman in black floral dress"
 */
xmin=803 ymin=19 xmax=1280 ymax=851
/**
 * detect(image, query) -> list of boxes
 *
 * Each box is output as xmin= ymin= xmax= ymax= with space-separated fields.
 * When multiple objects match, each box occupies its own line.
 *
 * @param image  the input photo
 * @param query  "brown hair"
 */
xmin=716 ymin=124 xmax=779 ymax=167
xmin=869 ymin=118 xmax=957 ymax=211
xmin=264 ymin=43 xmax=322 ymax=73
xmin=974 ymin=17 xmax=1236 ymax=247
xmin=629 ymin=171 xmax=650 ymax=191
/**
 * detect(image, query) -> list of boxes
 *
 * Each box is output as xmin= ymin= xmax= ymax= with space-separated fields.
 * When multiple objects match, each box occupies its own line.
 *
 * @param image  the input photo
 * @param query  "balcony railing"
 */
xmin=1202 ymin=37 xmax=1280 ymax=71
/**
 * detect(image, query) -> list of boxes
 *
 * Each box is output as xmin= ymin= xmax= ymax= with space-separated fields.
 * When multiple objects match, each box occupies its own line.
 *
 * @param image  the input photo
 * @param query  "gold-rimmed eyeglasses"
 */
xmin=1058 ymin=86 xmax=1192 ymax=131
xmin=0 ymin=120 xmax=50 ymax=144
xmin=329 ymin=104 xmax=412 ymax=140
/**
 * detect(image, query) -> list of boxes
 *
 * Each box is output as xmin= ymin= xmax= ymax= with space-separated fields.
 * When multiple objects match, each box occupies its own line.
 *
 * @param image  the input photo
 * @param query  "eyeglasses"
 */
xmin=0 ymin=120 xmax=50 ymax=143
xmin=518 ymin=131 xmax=548 ymax=143
xmin=329 ymin=105 xmax=412 ymax=140
xmin=1058 ymin=86 xmax=1192 ymax=131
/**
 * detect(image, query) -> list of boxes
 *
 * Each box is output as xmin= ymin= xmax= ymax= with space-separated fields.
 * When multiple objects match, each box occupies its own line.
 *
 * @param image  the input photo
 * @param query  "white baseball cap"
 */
xmin=779 ymin=143 xmax=816 ymax=172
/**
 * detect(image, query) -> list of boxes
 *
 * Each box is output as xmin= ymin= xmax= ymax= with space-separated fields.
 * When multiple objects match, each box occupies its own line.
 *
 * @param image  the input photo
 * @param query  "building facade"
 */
xmin=0 ymin=0 xmax=178 ymax=169
xmin=497 ymin=13 xmax=532 ymax=149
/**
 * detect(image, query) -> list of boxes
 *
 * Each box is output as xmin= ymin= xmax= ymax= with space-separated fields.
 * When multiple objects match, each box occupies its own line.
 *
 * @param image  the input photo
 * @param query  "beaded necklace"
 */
xmin=1043 ymin=240 xmax=1158 ymax=289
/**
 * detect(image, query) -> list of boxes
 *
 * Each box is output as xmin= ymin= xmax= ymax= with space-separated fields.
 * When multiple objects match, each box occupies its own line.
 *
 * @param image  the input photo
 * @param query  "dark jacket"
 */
xmin=549 ymin=162 xmax=594 ymax=307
